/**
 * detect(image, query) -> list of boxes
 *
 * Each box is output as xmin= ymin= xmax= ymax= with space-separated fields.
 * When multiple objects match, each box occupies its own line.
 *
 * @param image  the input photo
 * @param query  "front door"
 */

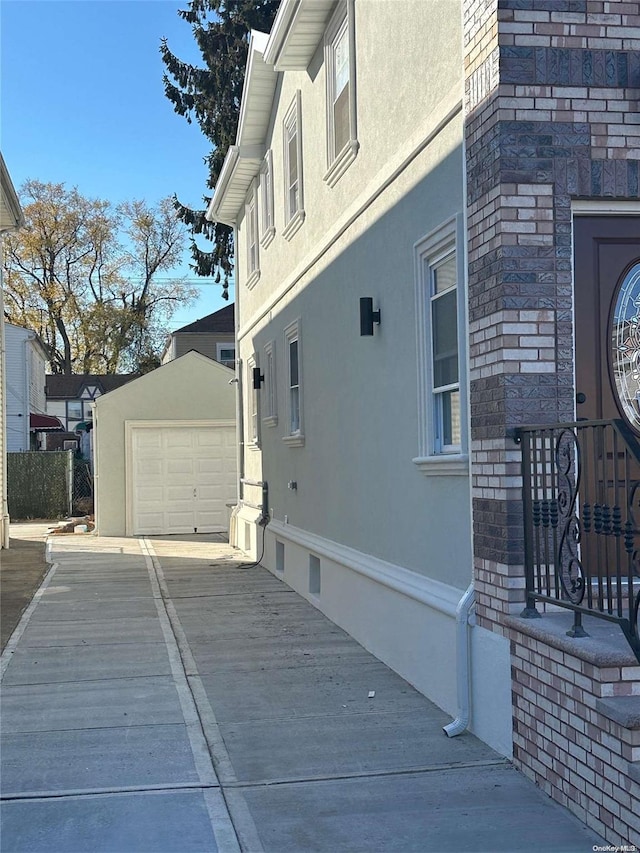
xmin=574 ymin=216 xmax=640 ymax=426
xmin=573 ymin=216 xmax=640 ymax=580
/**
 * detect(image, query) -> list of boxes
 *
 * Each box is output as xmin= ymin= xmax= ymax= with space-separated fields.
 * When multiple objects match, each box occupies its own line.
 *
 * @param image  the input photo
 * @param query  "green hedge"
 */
xmin=7 ymin=451 xmax=73 ymax=520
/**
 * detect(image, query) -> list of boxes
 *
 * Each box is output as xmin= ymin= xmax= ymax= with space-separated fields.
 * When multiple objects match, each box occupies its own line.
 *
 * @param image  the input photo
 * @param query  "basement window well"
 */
xmin=309 ymin=555 xmax=321 ymax=597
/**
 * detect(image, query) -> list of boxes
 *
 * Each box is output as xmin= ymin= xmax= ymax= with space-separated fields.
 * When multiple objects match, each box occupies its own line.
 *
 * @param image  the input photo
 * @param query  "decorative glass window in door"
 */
xmin=610 ymin=262 xmax=640 ymax=432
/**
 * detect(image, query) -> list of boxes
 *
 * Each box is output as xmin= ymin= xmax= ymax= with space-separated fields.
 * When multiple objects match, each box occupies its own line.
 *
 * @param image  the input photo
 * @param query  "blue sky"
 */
xmin=1 ymin=0 xmax=234 ymax=328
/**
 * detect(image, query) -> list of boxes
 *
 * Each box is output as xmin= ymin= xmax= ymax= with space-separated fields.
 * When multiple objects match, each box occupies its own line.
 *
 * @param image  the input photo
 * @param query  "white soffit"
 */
xmin=207 ymin=31 xmax=276 ymax=226
xmin=0 ymin=153 xmax=24 ymax=233
xmin=264 ymin=0 xmax=335 ymax=70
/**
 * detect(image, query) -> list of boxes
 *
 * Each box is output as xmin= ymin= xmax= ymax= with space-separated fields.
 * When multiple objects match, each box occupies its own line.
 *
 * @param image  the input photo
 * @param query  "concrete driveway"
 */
xmin=0 ymin=527 xmax=605 ymax=852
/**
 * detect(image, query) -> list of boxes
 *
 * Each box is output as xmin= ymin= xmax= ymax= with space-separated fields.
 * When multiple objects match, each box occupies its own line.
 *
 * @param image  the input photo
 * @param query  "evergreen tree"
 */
xmin=161 ymin=0 xmax=279 ymax=299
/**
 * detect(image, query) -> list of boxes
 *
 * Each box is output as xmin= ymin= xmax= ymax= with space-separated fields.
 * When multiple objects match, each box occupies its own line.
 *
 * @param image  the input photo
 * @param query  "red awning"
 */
xmin=30 ymin=413 xmax=64 ymax=431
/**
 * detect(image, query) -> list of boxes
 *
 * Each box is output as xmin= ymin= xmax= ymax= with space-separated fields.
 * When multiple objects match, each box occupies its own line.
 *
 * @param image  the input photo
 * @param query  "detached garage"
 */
xmin=94 ymin=351 xmax=237 ymax=537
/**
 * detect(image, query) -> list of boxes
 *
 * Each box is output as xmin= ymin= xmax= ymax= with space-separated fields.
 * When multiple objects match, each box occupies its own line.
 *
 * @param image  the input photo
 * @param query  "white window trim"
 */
xmin=323 ymin=0 xmax=358 ymax=188
xmin=282 ymin=91 xmax=305 ymax=241
xmin=260 ymin=150 xmax=276 ymax=249
xmin=263 ymin=339 xmax=278 ymax=427
xmin=413 ymin=215 xmax=468 ymax=476
xmin=247 ymin=353 xmax=260 ymax=449
xmin=283 ymin=319 xmax=304 ymax=446
xmin=216 ymin=342 xmax=236 ymax=366
xmin=245 ymin=181 xmax=260 ymax=290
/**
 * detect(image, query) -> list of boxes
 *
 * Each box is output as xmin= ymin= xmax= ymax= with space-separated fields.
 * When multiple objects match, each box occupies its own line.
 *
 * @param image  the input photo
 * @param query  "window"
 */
xmin=282 ymin=92 xmax=305 ymax=240
xmin=67 ymin=401 xmax=82 ymax=421
xmin=247 ymin=354 xmax=260 ymax=448
xmin=260 ymin=150 xmax=275 ymax=248
xmin=245 ymin=182 xmax=260 ymax=288
xmin=263 ymin=340 xmax=277 ymax=427
xmin=217 ymin=343 xmax=236 ymax=368
xmin=283 ymin=320 xmax=304 ymax=446
xmin=324 ymin=0 xmax=358 ymax=186
xmin=430 ymin=253 xmax=460 ymax=452
xmin=414 ymin=217 xmax=467 ymax=475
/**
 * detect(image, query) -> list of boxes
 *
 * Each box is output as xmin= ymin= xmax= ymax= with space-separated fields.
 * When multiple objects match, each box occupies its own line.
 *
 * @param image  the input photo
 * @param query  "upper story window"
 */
xmin=217 ymin=342 xmax=236 ymax=369
xmin=282 ymin=91 xmax=305 ymax=241
xmin=413 ymin=216 xmax=468 ymax=476
xmin=263 ymin=339 xmax=278 ymax=427
xmin=260 ymin=150 xmax=275 ymax=248
xmin=324 ymin=0 xmax=358 ymax=187
xmin=283 ymin=320 xmax=304 ymax=446
xmin=245 ymin=182 xmax=260 ymax=289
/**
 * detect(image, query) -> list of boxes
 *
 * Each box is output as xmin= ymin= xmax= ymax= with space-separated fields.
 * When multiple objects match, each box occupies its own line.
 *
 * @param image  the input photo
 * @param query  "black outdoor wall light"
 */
xmin=360 ymin=297 xmax=381 ymax=336
xmin=252 ymin=367 xmax=265 ymax=389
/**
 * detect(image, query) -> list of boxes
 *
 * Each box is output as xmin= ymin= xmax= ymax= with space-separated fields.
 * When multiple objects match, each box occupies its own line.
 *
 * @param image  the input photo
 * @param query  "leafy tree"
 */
xmin=160 ymin=0 xmax=279 ymax=298
xmin=2 ymin=180 xmax=197 ymax=374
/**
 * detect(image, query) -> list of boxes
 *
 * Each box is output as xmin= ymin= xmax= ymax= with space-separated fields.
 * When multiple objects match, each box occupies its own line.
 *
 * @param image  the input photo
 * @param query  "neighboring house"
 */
xmin=206 ymin=0 xmax=640 ymax=846
xmin=1 ymin=153 xmax=25 ymax=548
xmin=45 ymin=374 xmax=138 ymax=455
xmin=161 ymin=303 xmax=236 ymax=367
xmin=93 ymin=351 xmax=236 ymax=537
xmin=4 ymin=323 xmax=54 ymax=452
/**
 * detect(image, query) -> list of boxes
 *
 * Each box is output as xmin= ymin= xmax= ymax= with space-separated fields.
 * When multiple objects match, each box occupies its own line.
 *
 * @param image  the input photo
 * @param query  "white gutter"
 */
xmin=206 ymin=146 xmax=240 ymax=225
xmin=443 ymin=584 xmax=475 ymax=737
xmin=263 ymin=0 xmax=300 ymax=67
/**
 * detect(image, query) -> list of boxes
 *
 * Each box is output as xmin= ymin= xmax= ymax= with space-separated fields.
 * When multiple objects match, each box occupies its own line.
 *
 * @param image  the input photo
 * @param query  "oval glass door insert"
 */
xmin=611 ymin=262 xmax=640 ymax=432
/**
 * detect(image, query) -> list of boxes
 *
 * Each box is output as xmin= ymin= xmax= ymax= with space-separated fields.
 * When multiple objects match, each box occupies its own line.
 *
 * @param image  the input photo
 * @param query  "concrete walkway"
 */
xmin=0 ymin=528 xmax=604 ymax=852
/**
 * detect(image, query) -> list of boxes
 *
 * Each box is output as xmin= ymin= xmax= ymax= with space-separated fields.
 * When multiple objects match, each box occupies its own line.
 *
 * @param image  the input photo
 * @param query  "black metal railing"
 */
xmin=516 ymin=419 xmax=640 ymax=663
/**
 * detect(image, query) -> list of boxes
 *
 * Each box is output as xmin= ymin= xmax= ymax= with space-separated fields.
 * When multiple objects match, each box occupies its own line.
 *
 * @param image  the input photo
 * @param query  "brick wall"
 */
xmin=506 ymin=623 xmax=640 ymax=847
xmin=465 ymin=0 xmax=640 ymax=623
xmin=464 ymin=0 xmax=640 ymax=840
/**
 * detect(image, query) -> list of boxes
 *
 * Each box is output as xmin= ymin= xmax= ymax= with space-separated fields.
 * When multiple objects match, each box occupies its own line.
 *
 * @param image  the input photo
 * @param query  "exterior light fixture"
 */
xmin=252 ymin=367 xmax=265 ymax=389
xmin=360 ymin=297 xmax=381 ymax=336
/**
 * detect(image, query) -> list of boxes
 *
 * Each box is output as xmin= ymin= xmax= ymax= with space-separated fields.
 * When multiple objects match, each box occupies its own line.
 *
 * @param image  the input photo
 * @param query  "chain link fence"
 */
xmin=72 ymin=459 xmax=94 ymax=515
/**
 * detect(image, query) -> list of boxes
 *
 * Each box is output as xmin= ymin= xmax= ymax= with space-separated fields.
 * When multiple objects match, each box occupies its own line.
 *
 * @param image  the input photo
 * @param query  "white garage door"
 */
xmin=130 ymin=423 xmax=236 ymax=535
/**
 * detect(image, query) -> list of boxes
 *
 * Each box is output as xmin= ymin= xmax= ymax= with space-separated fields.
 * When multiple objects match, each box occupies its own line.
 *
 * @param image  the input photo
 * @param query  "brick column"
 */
xmin=464 ymin=0 xmax=640 ymax=634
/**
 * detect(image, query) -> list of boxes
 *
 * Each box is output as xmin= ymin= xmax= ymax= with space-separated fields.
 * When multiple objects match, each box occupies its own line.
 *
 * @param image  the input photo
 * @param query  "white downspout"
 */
xmin=444 ymin=3 xmax=476 ymax=740
xmin=443 ymin=583 xmax=475 ymax=737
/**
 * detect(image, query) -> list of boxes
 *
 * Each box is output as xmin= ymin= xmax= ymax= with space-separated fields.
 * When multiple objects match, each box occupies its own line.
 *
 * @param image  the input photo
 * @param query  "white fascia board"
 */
xmin=207 ymin=31 xmax=275 ymax=226
xmin=264 ymin=0 xmax=334 ymax=70
xmin=236 ymin=31 xmax=271 ymax=144
xmin=0 ymin=152 xmax=24 ymax=233
xmin=206 ymin=146 xmax=240 ymax=225
xmin=264 ymin=0 xmax=300 ymax=67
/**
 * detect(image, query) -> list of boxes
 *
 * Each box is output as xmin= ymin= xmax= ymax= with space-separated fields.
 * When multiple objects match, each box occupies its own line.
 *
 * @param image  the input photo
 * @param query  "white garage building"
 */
xmin=94 ymin=351 xmax=237 ymax=537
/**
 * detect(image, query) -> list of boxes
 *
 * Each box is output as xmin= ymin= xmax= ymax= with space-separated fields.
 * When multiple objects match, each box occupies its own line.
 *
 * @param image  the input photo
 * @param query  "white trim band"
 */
xmin=268 ymin=519 xmax=462 ymax=618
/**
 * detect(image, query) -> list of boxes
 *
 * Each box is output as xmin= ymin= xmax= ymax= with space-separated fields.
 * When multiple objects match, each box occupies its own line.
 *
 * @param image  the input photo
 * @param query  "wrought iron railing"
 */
xmin=516 ymin=419 xmax=640 ymax=663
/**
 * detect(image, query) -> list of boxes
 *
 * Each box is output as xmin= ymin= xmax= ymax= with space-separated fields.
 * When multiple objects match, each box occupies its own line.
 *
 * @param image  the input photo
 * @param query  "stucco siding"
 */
xmin=241 ymin=114 xmax=469 ymax=590
xmin=238 ymin=0 xmax=463 ymax=327
xmin=94 ymin=352 xmax=236 ymax=537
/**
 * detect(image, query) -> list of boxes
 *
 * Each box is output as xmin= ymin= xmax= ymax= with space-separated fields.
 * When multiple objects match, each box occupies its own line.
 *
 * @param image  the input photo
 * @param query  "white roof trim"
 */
xmin=0 ymin=153 xmax=24 ymax=233
xmin=206 ymin=31 xmax=276 ymax=227
xmin=264 ymin=0 xmax=335 ymax=70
